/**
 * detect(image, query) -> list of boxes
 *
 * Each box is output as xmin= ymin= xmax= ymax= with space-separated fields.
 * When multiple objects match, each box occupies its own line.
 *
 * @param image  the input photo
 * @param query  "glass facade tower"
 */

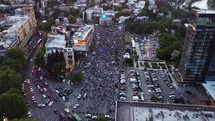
xmin=179 ymin=9 xmax=215 ymax=83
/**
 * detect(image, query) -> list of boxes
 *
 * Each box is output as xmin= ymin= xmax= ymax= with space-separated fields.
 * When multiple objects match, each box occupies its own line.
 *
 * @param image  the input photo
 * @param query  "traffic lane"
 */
xmin=139 ymin=70 xmax=151 ymax=102
xmin=125 ymin=70 xmax=134 ymax=101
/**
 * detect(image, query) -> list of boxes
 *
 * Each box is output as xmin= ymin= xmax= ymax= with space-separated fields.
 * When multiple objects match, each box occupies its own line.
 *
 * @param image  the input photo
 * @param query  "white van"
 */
xmin=130 ymin=78 xmax=137 ymax=83
xmin=133 ymin=96 xmax=140 ymax=101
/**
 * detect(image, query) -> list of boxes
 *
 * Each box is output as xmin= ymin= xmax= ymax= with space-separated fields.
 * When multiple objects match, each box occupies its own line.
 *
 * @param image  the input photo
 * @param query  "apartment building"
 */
xmin=0 ymin=6 xmax=37 ymax=56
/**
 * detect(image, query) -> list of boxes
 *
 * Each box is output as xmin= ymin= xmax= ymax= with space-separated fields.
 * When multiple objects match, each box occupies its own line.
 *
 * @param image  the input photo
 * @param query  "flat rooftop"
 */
xmin=45 ymin=34 xmax=66 ymax=53
xmin=196 ymin=9 xmax=215 ymax=14
xmin=116 ymin=101 xmax=215 ymax=121
xmin=202 ymin=81 xmax=215 ymax=100
xmin=72 ymin=25 xmax=93 ymax=44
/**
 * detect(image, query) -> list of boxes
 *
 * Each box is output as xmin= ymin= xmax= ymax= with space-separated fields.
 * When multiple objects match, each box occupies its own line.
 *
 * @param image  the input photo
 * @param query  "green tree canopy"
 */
xmin=6 ymin=48 xmax=25 ymax=65
xmin=34 ymin=48 xmax=45 ymax=66
xmin=43 ymin=18 xmax=55 ymax=31
xmin=68 ymin=15 xmax=77 ymax=24
xmin=2 ymin=58 xmax=23 ymax=72
xmin=12 ymin=119 xmax=36 ymax=121
xmin=70 ymin=8 xmax=80 ymax=17
xmin=93 ymin=117 xmax=108 ymax=121
xmin=157 ymin=34 xmax=181 ymax=61
xmin=70 ymin=71 xmax=83 ymax=83
xmin=115 ymin=10 xmax=130 ymax=18
xmin=137 ymin=10 xmax=148 ymax=16
xmin=51 ymin=62 xmax=65 ymax=77
xmin=0 ymin=91 xmax=27 ymax=120
xmin=0 ymin=68 xmax=22 ymax=93
xmin=171 ymin=50 xmax=180 ymax=61
xmin=159 ymin=33 xmax=179 ymax=49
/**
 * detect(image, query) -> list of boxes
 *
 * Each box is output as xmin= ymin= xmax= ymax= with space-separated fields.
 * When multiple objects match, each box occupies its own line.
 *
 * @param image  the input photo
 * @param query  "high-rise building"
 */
xmin=179 ymin=9 xmax=215 ymax=83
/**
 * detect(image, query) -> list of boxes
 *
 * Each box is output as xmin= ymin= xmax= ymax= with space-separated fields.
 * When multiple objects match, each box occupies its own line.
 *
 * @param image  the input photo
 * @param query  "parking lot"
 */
xmin=118 ymin=68 xmax=188 ymax=104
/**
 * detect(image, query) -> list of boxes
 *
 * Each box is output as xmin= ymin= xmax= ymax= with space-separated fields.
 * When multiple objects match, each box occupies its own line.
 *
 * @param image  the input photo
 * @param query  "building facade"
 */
xmin=45 ymin=24 xmax=94 ymax=71
xmin=82 ymin=6 xmax=103 ymax=22
xmin=179 ymin=9 xmax=215 ymax=83
xmin=0 ymin=6 xmax=36 ymax=56
xmin=44 ymin=34 xmax=75 ymax=71
xmin=72 ymin=25 xmax=94 ymax=52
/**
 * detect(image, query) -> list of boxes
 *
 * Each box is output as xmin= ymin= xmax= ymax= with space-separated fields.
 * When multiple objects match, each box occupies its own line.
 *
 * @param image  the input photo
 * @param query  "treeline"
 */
xmin=0 ymin=48 xmax=30 ymax=120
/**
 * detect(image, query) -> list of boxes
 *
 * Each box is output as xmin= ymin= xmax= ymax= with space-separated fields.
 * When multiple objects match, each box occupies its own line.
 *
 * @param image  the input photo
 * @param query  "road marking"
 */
xmin=50 ymin=114 xmax=58 ymax=121
xmin=45 ymin=108 xmax=54 ymax=121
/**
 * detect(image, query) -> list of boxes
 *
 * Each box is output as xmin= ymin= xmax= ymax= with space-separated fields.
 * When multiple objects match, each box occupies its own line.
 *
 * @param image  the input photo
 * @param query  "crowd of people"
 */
xmin=80 ymin=24 xmax=125 ymax=115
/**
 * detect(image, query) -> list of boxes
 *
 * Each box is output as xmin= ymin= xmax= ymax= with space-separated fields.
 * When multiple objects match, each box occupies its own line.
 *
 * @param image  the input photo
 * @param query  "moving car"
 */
xmin=73 ymin=104 xmax=80 ymax=109
xmin=48 ymin=101 xmax=53 ymax=106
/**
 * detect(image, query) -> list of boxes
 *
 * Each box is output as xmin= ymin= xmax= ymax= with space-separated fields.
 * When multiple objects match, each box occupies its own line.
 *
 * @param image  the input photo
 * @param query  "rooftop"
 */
xmin=45 ymin=34 xmax=66 ymax=53
xmin=202 ymin=81 xmax=215 ymax=100
xmin=116 ymin=101 xmax=215 ymax=121
xmin=195 ymin=9 xmax=215 ymax=14
xmin=86 ymin=6 xmax=103 ymax=13
xmin=4 ymin=15 xmax=29 ymax=31
xmin=72 ymin=25 xmax=93 ymax=43
xmin=0 ymin=13 xmax=29 ymax=50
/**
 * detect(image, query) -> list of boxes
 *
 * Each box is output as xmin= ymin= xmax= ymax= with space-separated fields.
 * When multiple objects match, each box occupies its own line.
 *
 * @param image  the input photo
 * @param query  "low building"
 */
xmin=72 ymin=25 xmax=94 ymax=52
xmin=99 ymin=14 xmax=112 ymax=26
xmin=0 ymin=4 xmax=10 ymax=11
xmin=0 ymin=6 xmax=36 ymax=56
xmin=45 ymin=24 xmax=94 ymax=71
xmin=44 ymin=34 xmax=75 ymax=70
xmin=136 ymin=16 xmax=149 ymax=24
xmin=172 ymin=19 xmax=181 ymax=28
xmin=116 ymin=101 xmax=215 ymax=121
xmin=118 ymin=16 xmax=130 ymax=23
xmin=82 ymin=6 xmax=103 ymax=22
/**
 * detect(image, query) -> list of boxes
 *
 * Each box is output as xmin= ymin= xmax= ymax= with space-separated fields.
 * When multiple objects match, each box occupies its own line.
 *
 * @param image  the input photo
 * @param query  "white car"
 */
xmin=104 ymin=115 xmax=110 ymax=118
xmin=43 ymin=88 xmax=47 ymax=92
xmin=64 ymin=108 xmax=70 ymax=113
xmin=85 ymin=113 xmax=92 ymax=118
xmin=27 ymin=112 xmax=32 ymax=117
xmin=92 ymin=116 xmax=98 ymax=119
xmin=169 ymin=94 xmax=175 ymax=98
xmin=67 ymin=80 xmax=71 ymax=85
xmin=48 ymin=101 xmax=53 ymax=106
xmin=77 ymin=94 xmax=81 ymax=99
xmin=62 ymin=96 xmax=65 ymax=101
xmin=120 ymin=97 xmax=126 ymax=101
xmin=73 ymin=104 xmax=80 ymax=109
xmin=42 ymin=94 xmax=46 ymax=98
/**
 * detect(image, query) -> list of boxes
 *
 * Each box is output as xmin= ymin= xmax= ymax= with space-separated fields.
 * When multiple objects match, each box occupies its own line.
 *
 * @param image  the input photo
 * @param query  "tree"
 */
xmin=137 ymin=10 xmax=148 ymax=16
xmin=6 ymin=48 xmax=25 ymax=65
xmin=70 ymin=8 xmax=80 ymax=17
xmin=88 ymin=0 xmax=95 ymax=7
xmin=51 ymin=62 xmax=65 ymax=77
xmin=68 ymin=15 xmax=76 ymax=24
xmin=171 ymin=50 xmax=180 ymax=61
xmin=0 ymin=91 xmax=27 ymax=120
xmin=93 ymin=16 xmax=100 ymax=24
xmin=43 ymin=18 xmax=55 ymax=31
xmin=34 ymin=49 xmax=45 ymax=66
xmin=2 ymin=58 xmax=23 ymax=72
xmin=115 ymin=10 xmax=130 ymax=18
xmin=12 ymin=119 xmax=36 ymax=121
xmin=70 ymin=71 xmax=83 ymax=83
xmin=0 ymin=68 xmax=22 ymax=93
xmin=93 ymin=117 xmax=108 ymax=121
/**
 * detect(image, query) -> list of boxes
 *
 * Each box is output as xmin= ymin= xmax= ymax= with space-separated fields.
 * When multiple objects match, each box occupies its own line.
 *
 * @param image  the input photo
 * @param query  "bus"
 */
xmin=73 ymin=114 xmax=81 ymax=121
